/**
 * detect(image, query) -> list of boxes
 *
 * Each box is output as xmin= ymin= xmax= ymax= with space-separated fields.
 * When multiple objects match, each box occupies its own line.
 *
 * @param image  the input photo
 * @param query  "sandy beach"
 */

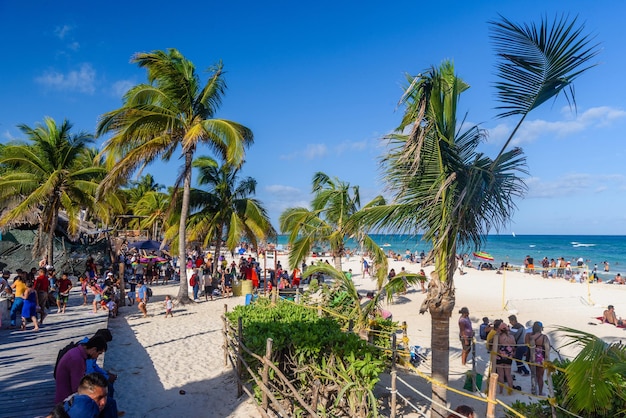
xmin=104 ymin=254 xmax=626 ymax=417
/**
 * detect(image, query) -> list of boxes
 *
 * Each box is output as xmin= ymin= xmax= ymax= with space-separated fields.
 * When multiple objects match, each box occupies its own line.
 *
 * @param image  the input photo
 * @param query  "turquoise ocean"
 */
xmin=275 ymin=234 xmax=626 ymax=279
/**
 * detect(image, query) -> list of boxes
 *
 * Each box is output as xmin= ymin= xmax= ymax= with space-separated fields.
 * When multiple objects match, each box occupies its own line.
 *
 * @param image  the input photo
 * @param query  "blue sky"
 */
xmin=1 ymin=1 xmax=625 ymax=235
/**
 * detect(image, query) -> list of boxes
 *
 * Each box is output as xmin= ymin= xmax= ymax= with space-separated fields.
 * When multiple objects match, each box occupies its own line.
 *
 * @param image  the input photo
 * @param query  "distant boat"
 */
xmin=382 ymin=243 xmax=391 ymax=247
xmin=512 ymin=232 xmax=516 ymax=237
xmin=529 ymin=245 xmax=536 ymax=248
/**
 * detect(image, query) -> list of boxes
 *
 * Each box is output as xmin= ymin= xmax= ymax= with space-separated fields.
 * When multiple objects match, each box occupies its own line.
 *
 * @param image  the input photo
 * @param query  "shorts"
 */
xmin=57 ymin=294 xmax=69 ymax=304
xmin=205 ymin=285 xmax=214 ymax=294
xmin=496 ymin=357 xmax=513 ymax=365
xmin=460 ymin=336 xmax=471 ymax=352
xmin=128 ymin=291 xmax=136 ymax=300
xmin=94 ymin=294 xmax=102 ymax=302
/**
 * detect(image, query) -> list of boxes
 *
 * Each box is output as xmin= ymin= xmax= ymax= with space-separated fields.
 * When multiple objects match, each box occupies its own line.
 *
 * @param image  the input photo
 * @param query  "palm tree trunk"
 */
xmin=48 ymin=207 xmax=60 ymax=266
xmin=212 ymin=224 xmax=224 ymax=275
xmin=176 ymin=150 xmax=193 ymax=304
xmin=430 ymin=308 xmax=451 ymax=418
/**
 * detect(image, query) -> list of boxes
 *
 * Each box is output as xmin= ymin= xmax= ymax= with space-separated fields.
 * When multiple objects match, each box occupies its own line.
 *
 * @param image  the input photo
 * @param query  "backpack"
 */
xmin=146 ymin=287 xmax=153 ymax=298
xmin=53 ymin=340 xmax=79 ymax=378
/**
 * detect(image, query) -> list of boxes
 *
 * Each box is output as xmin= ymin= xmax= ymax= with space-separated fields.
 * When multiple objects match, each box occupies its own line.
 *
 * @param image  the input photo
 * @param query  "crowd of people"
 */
xmin=460 ymin=308 xmax=551 ymax=396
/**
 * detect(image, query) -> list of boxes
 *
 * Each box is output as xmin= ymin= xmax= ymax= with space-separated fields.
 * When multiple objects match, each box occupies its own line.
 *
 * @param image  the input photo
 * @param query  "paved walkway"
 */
xmin=0 ymin=290 xmax=109 ymax=418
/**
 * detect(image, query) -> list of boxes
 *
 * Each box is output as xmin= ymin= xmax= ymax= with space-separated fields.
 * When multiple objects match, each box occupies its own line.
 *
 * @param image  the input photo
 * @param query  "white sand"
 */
xmin=105 ymin=254 xmax=626 ymax=417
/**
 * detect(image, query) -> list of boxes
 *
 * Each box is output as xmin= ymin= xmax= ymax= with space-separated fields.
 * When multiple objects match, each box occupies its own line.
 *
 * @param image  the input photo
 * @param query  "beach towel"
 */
xmin=596 ymin=316 xmax=626 ymax=328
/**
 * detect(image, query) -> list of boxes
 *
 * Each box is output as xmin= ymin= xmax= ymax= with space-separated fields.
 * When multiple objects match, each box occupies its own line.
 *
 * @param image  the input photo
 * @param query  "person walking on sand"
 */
xmin=458 ymin=307 xmax=474 ymax=366
xmin=56 ymin=272 xmax=73 ymax=314
xmin=137 ymin=281 xmax=148 ymax=317
xmin=164 ymin=295 xmax=173 ymax=317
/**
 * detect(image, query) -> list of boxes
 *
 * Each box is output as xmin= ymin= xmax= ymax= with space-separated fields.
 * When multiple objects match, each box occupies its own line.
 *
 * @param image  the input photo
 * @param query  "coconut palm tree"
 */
xmin=279 ymin=172 xmax=388 ymax=286
xmin=0 ymin=117 xmax=105 ymax=266
xmin=186 ymin=156 xmax=275 ymax=270
xmin=134 ymin=190 xmax=170 ymax=240
xmin=97 ymin=49 xmax=253 ymax=303
xmin=357 ymin=15 xmax=598 ymax=416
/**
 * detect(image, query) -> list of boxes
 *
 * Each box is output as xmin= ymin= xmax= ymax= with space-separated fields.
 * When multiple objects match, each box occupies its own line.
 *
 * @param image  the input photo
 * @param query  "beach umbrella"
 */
xmin=473 ymin=251 xmax=494 ymax=261
xmin=128 ymin=240 xmax=168 ymax=251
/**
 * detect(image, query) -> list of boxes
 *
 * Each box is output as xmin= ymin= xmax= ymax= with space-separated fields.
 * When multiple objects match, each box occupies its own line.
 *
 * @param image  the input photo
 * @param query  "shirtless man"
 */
xmin=603 ymin=305 xmax=623 ymax=326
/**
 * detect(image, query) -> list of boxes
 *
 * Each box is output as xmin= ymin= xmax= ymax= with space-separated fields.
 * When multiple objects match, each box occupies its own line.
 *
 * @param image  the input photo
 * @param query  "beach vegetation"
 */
xmin=96 ymin=49 xmax=253 ymax=303
xmin=184 ymin=156 xmax=275 ymax=271
xmin=353 ymin=15 xmax=599 ymax=416
xmin=226 ymin=297 xmax=387 ymax=417
xmin=0 ymin=117 xmax=106 ymax=266
xmin=280 ymin=172 xmax=389 ymax=287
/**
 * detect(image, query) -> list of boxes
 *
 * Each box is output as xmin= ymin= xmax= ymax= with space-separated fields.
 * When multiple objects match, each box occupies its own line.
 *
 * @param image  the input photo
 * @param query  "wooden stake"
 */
xmin=486 ymin=372 xmax=499 ymax=418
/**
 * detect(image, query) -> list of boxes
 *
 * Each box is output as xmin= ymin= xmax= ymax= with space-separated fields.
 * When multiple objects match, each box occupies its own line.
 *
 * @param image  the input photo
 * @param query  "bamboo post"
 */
xmin=390 ymin=333 xmax=397 ymax=418
xmin=501 ymin=268 xmax=507 ymax=310
xmin=262 ymin=338 xmax=273 ymax=411
xmin=486 ymin=372 xmax=499 ymax=418
xmin=311 ymin=379 xmax=321 ymax=417
xmin=546 ymin=368 xmax=557 ymax=418
xmin=223 ymin=304 xmax=228 ymax=367
xmin=317 ymin=305 xmax=322 ymax=318
xmin=237 ymin=317 xmax=243 ymax=397
xmin=401 ymin=321 xmax=409 ymax=358
xmin=119 ymin=262 xmax=126 ymax=306
xmin=471 ymin=338 xmax=478 ymax=392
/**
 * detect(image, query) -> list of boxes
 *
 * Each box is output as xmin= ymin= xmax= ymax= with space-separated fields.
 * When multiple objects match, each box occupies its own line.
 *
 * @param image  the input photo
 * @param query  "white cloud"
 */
xmin=111 ymin=80 xmax=134 ymax=98
xmin=280 ymin=143 xmax=328 ymax=160
xmin=35 ymin=63 xmax=96 ymax=94
xmin=54 ymin=25 xmax=73 ymax=40
xmin=68 ymin=41 xmax=80 ymax=51
xmin=265 ymin=185 xmax=301 ymax=195
xmin=525 ymin=173 xmax=626 ymax=198
xmin=486 ymin=106 xmax=626 ymax=146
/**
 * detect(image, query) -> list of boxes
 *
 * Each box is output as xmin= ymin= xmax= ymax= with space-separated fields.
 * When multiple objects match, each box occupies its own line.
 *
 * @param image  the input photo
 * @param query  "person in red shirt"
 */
xmin=56 ymin=272 xmax=73 ymax=314
xmin=33 ymin=267 xmax=50 ymax=324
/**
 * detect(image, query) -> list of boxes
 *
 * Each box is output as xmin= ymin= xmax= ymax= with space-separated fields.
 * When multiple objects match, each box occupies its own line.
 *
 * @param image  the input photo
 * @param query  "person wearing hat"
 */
xmin=458 ymin=307 xmax=474 ymax=366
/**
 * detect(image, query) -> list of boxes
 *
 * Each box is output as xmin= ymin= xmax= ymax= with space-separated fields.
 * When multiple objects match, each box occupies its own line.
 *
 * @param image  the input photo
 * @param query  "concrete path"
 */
xmin=0 ymin=290 xmax=109 ymax=418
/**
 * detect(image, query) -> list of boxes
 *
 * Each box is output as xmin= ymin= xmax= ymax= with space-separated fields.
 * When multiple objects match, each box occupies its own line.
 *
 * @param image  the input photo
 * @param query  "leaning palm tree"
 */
xmin=358 ymin=15 xmax=598 ymax=417
xmin=134 ymin=190 xmax=170 ymax=240
xmin=280 ymin=172 xmax=389 ymax=287
xmin=0 ymin=117 xmax=105 ymax=266
xmin=186 ymin=156 xmax=275 ymax=269
xmin=97 ymin=49 xmax=253 ymax=303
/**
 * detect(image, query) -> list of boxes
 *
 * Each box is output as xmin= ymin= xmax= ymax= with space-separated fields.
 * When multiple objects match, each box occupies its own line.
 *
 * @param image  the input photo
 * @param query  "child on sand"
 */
xmin=164 ymin=295 xmax=173 ymax=318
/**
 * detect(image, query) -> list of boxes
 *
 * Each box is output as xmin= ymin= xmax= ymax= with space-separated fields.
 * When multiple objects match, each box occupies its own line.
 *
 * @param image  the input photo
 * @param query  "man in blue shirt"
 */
xmin=137 ymin=281 xmax=148 ymax=317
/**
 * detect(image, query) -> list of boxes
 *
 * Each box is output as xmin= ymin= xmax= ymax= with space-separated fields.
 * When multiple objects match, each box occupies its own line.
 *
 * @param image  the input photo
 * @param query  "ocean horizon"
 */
xmin=275 ymin=234 xmax=626 ymax=278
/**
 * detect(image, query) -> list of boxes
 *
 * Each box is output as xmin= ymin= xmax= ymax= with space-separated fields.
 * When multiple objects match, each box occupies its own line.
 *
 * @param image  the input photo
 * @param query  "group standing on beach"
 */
xmin=463 ymin=308 xmax=551 ymax=396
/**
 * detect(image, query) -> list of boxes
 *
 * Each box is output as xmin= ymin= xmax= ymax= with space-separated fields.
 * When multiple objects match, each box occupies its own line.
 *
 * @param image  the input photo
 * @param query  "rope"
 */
xmin=554 ymin=404 xmax=585 ymax=418
xmin=397 ymin=370 xmax=491 ymax=404
xmin=387 ymin=389 xmax=429 ymax=418
xmin=394 ymin=376 xmax=480 ymax=417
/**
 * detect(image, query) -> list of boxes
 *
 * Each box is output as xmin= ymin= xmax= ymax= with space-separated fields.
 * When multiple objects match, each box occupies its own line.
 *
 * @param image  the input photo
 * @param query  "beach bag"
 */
xmin=189 ymin=274 xmax=197 ymax=287
xmin=146 ymin=287 xmax=153 ymax=298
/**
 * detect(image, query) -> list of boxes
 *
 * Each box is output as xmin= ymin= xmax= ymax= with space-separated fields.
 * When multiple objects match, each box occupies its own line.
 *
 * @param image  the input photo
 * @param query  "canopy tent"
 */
xmin=128 ymin=240 xmax=169 ymax=251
